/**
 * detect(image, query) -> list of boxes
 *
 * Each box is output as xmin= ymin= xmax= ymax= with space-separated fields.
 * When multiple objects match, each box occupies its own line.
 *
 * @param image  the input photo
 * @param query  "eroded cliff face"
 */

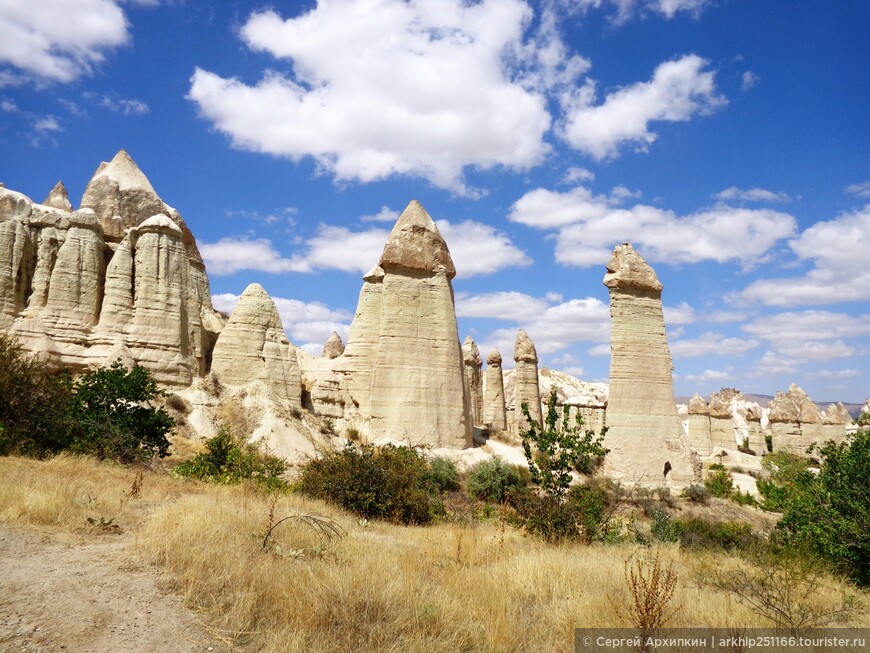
xmin=603 ymin=243 xmax=695 ymax=485
xmin=0 ymin=152 xmax=222 ymax=384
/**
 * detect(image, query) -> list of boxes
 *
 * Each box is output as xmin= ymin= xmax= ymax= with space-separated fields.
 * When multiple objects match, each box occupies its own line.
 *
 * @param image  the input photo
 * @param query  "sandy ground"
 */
xmin=0 ymin=526 xmax=225 ymax=653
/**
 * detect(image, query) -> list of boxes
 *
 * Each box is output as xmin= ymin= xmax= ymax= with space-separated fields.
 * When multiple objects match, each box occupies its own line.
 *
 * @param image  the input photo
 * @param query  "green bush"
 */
xmin=1 ymin=336 xmax=173 ymax=463
xmin=466 ymin=456 xmax=524 ymax=502
xmin=651 ymin=509 xmax=681 ymax=542
xmin=520 ymin=388 xmax=608 ymax=500
xmin=68 ymin=361 xmax=174 ymax=463
xmin=297 ymin=443 xmax=444 ymax=525
xmin=773 ymin=429 xmax=870 ymax=586
xmin=731 ymin=489 xmax=757 ymax=507
xmin=174 ymin=428 xmax=288 ymax=490
xmin=704 ymin=468 xmax=734 ymax=498
xmin=681 ymin=484 xmax=710 ymax=504
xmin=426 ymin=456 xmax=460 ymax=493
xmin=675 ymin=518 xmax=758 ymax=551
xmin=507 ymin=480 xmax=615 ymax=543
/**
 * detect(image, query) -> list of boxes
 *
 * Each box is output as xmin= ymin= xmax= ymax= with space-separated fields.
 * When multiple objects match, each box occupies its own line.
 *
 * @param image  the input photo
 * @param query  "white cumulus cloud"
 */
xmin=188 ymin=0 xmax=553 ymax=195
xmin=0 ymin=0 xmax=129 ymax=83
xmin=670 ymin=332 xmax=759 ymax=359
xmin=558 ymin=54 xmax=725 ymax=160
xmin=201 ymin=237 xmax=308 ymax=275
xmin=714 ymin=186 xmax=791 ymax=203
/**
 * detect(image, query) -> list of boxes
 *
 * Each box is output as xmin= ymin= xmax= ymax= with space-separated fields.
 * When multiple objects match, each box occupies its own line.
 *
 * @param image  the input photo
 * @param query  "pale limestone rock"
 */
xmin=367 ymin=201 xmax=471 ymax=448
xmin=603 ymin=243 xmax=694 ymax=485
xmin=744 ymin=404 xmax=765 ymax=454
xmin=322 ymin=331 xmax=345 ymax=359
xmin=687 ymin=394 xmax=712 ymax=456
xmin=708 ymin=392 xmax=736 ymax=449
xmin=511 ymin=330 xmax=543 ymax=435
xmin=462 ymin=336 xmax=483 ymax=427
xmin=483 ymin=348 xmax=507 ymax=433
xmin=332 ymin=265 xmax=384 ymax=416
xmin=211 ymin=283 xmax=301 ymax=408
xmin=42 ymin=181 xmax=73 ymax=212
xmin=767 ymin=384 xmax=826 ymax=453
xmin=0 ymin=191 xmax=34 ymax=327
xmin=821 ymin=403 xmax=851 ymax=444
xmin=536 ymin=367 xmax=607 ymax=435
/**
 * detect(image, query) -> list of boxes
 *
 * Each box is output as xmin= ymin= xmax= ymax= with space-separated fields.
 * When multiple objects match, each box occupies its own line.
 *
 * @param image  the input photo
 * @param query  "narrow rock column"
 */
xmin=368 ymin=201 xmax=472 ymax=448
xmin=821 ymin=403 xmax=850 ymax=445
xmin=687 ymin=394 xmax=712 ymax=456
xmin=708 ymin=392 xmax=736 ymax=450
xmin=511 ymin=329 xmax=542 ymax=435
xmin=603 ymin=242 xmax=694 ymax=485
xmin=745 ymin=405 xmax=765 ymax=454
xmin=483 ymin=348 xmax=507 ymax=433
xmin=462 ymin=336 xmax=483 ymax=427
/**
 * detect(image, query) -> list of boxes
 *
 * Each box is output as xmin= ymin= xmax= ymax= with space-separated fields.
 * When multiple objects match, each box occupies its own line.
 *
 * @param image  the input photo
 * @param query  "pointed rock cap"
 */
xmin=487 ymin=348 xmax=502 ymax=366
xmin=462 ymin=335 xmax=482 ymax=366
xmin=378 ymin=200 xmax=456 ymax=278
xmin=86 ymin=149 xmax=158 ymax=195
xmin=42 ymin=181 xmax=72 ymax=211
xmin=707 ymin=392 xmax=731 ymax=419
xmin=227 ymin=283 xmax=287 ymax=331
xmin=322 ymin=331 xmax=345 ymax=359
xmin=688 ymin=393 xmax=709 ymax=415
xmin=363 ymin=264 xmax=385 ymax=282
xmin=823 ymin=403 xmax=851 ymax=425
xmin=137 ymin=213 xmax=183 ymax=235
xmin=603 ymin=242 xmax=662 ymax=293
xmin=514 ymin=329 xmax=538 ymax=364
xmin=745 ymin=404 xmax=761 ymax=421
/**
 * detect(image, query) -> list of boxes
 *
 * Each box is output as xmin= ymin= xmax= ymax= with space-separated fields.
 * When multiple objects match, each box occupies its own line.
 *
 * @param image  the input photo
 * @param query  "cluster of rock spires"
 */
xmin=1 ymin=151 xmax=861 ymax=488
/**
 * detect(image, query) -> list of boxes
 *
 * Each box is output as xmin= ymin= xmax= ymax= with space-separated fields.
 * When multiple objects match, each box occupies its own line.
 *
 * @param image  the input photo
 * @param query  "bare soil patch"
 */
xmin=0 ymin=526 xmax=224 ymax=653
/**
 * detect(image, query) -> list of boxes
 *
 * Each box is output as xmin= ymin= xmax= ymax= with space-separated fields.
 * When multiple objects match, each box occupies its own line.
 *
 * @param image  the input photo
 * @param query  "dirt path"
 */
xmin=0 ymin=526 xmax=225 ymax=653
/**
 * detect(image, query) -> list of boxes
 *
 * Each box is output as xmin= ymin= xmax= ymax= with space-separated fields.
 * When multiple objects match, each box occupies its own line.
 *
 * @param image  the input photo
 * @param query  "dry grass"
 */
xmin=1 ymin=454 xmax=867 ymax=653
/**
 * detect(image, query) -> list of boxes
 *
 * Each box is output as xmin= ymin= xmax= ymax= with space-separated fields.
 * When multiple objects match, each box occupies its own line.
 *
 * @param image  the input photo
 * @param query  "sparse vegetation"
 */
xmin=297 ymin=443 xmax=445 ymax=524
xmin=616 ymin=552 xmax=679 ymax=648
xmin=173 ymin=427 xmax=288 ymax=490
xmin=704 ymin=465 xmax=735 ymax=498
xmin=681 ymin=484 xmax=710 ymax=504
xmin=466 ymin=456 xmax=524 ymax=502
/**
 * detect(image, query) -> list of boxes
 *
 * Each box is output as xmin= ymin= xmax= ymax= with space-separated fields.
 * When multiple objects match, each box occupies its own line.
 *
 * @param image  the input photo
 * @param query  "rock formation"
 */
xmin=0 ymin=151 xmax=222 ymax=384
xmin=211 ymin=283 xmax=301 ymax=408
xmin=766 ymin=384 xmax=834 ymax=453
xmin=603 ymin=243 xmax=694 ymax=485
xmin=708 ymin=392 xmax=736 ymax=450
xmin=360 ymin=201 xmax=472 ymax=448
xmin=462 ymin=336 xmax=483 ymax=427
xmin=687 ymin=394 xmax=712 ymax=456
xmin=511 ymin=330 xmax=543 ymax=435
xmin=483 ymin=348 xmax=507 ymax=433
xmin=322 ymin=331 xmax=345 ymax=359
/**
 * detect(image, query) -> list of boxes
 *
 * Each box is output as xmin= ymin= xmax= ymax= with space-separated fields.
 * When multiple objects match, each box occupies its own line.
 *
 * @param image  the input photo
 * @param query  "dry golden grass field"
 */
xmin=1 ymin=454 xmax=866 ymax=653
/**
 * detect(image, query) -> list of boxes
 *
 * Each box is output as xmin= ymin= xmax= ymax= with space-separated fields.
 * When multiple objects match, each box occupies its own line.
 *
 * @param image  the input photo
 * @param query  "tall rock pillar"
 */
xmin=462 ymin=335 xmax=483 ymax=427
xmin=511 ymin=329 xmax=542 ymax=435
xmin=603 ymin=243 xmax=694 ymax=485
xmin=483 ymin=348 xmax=508 ymax=433
xmin=368 ymin=201 xmax=472 ymax=448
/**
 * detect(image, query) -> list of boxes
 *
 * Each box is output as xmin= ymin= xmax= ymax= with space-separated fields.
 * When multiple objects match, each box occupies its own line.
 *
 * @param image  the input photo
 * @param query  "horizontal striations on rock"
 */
xmin=463 ymin=335 xmax=483 ymax=427
xmin=483 ymin=348 xmax=507 ymax=433
xmin=603 ymin=243 xmax=695 ymax=485
xmin=511 ymin=329 xmax=543 ymax=435
xmin=211 ymin=283 xmax=301 ymax=408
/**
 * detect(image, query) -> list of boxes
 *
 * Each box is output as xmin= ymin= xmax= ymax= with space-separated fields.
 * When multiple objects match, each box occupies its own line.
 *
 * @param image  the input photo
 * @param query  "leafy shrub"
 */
xmin=426 ymin=456 xmax=460 ymax=493
xmin=731 ymin=489 xmax=757 ymax=506
xmin=681 ymin=484 xmax=710 ymax=504
xmin=69 ymin=361 xmax=174 ymax=463
xmin=520 ymin=388 xmax=608 ymax=500
xmin=174 ymin=428 xmax=288 ymax=490
xmin=773 ymin=429 xmax=870 ymax=586
xmin=704 ymin=468 xmax=734 ymax=498
xmin=675 ymin=518 xmax=758 ymax=551
xmin=0 ymin=334 xmax=75 ymax=456
xmin=466 ymin=456 xmax=524 ymax=502
xmin=297 ymin=443 xmax=444 ymax=524
xmin=507 ymin=479 xmax=616 ymax=543
xmin=651 ymin=510 xmax=681 ymax=543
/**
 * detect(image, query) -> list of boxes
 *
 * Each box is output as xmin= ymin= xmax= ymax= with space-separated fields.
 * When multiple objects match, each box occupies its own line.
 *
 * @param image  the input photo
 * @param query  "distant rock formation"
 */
xmin=0 ymin=151 xmax=222 ymax=384
xmin=603 ymin=243 xmax=694 ymax=485
xmin=211 ymin=283 xmax=301 ymax=408
xmin=302 ymin=201 xmax=472 ymax=447
xmin=511 ymin=329 xmax=543 ymax=435
xmin=687 ymin=394 xmax=712 ymax=456
xmin=765 ymin=383 xmax=848 ymax=453
xmin=462 ymin=335 xmax=483 ymax=427
xmin=708 ymin=392 xmax=736 ymax=450
xmin=322 ymin=331 xmax=345 ymax=359
xmin=483 ymin=348 xmax=507 ymax=433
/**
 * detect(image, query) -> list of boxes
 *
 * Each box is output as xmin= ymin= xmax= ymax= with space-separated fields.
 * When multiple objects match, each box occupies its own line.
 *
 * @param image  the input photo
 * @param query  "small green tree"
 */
xmin=520 ymin=388 xmax=609 ymax=500
xmin=69 ymin=361 xmax=174 ymax=462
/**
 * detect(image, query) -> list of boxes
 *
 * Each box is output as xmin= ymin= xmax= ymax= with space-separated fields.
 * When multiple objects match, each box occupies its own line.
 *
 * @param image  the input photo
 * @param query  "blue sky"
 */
xmin=1 ymin=0 xmax=868 ymax=403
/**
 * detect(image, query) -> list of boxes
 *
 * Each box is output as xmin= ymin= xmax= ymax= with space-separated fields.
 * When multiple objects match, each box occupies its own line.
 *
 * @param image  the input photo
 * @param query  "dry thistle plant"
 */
xmin=614 ymin=552 xmax=679 ymax=651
